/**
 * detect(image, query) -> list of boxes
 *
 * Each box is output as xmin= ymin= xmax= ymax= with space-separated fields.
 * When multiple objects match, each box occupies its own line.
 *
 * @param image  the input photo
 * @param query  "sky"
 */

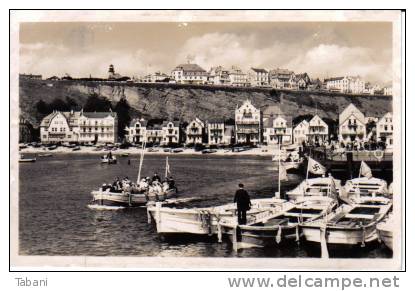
xmin=19 ymin=22 xmax=393 ymax=85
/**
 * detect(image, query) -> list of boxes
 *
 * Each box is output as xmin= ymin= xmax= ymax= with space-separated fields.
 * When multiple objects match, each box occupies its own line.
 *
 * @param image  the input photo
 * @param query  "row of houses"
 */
xmin=165 ymin=63 xmax=392 ymax=95
xmin=38 ymin=101 xmax=393 ymax=148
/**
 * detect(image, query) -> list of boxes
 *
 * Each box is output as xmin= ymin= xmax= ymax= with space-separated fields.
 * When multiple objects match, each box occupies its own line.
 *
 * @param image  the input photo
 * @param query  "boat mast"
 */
xmin=137 ymin=138 xmax=147 ymax=184
xmin=277 ymin=142 xmax=281 ymax=198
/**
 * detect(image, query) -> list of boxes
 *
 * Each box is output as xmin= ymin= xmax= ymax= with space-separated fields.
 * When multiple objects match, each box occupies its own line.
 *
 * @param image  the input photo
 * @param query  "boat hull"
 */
xmin=91 ymin=189 xmax=177 ymax=207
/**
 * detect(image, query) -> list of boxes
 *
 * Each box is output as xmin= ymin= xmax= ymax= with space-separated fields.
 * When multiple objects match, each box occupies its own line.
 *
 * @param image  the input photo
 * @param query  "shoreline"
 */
xmin=19 ymin=145 xmax=279 ymax=157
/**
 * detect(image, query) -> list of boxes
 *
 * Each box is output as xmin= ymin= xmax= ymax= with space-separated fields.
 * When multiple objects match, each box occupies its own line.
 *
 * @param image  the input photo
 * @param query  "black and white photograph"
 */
xmin=9 ymin=10 xmax=404 ymax=270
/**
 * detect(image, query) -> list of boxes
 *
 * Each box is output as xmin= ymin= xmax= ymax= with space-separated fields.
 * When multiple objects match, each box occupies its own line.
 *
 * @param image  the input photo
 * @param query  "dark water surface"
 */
xmin=19 ymin=154 xmax=392 ymax=258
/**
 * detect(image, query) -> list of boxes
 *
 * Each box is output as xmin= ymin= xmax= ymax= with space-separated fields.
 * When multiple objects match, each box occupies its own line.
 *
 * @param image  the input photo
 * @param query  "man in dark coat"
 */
xmin=234 ymin=183 xmax=251 ymax=225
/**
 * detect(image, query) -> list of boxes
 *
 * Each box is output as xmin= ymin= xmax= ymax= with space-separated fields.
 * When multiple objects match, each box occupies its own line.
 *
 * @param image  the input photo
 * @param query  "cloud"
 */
xmin=285 ymin=44 xmax=391 ymax=83
xmin=176 ymin=33 xmax=294 ymax=71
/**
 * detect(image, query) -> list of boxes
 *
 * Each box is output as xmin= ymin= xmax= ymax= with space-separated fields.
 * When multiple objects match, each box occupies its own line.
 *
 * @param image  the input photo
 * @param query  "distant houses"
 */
xmin=325 ymin=76 xmax=365 ymax=94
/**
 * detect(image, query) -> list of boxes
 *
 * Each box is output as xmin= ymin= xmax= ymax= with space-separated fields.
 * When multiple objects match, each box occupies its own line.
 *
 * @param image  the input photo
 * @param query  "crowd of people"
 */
xmin=101 ymin=173 xmax=177 ymax=196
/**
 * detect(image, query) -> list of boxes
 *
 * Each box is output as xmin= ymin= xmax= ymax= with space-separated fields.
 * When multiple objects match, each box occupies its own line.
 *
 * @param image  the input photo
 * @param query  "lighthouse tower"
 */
xmin=108 ymin=64 xmax=115 ymax=79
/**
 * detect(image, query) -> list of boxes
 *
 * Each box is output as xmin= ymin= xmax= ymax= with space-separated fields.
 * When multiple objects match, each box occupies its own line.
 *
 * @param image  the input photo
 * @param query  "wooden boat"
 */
xmin=91 ymin=187 xmax=177 ymax=207
xmin=376 ymin=213 xmax=394 ymax=251
xmin=147 ymin=198 xmax=289 ymax=236
xmin=202 ymin=149 xmax=217 ymax=154
xmin=101 ymin=154 xmax=117 ymax=164
xmin=224 ymin=196 xmax=338 ymax=248
xmin=48 ymin=145 xmax=58 ymax=150
xmin=121 ymin=153 xmax=130 ymax=157
xmin=38 ymin=153 xmax=52 ymax=157
xmin=341 ymin=177 xmax=389 ymax=204
xmin=301 ymin=200 xmax=392 ymax=248
xmin=19 ymin=154 xmax=36 ymax=163
xmin=286 ymin=177 xmax=341 ymax=201
xmin=171 ymin=148 xmax=183 ymax=153
xmin=72 ymin=146 xmax=81 ymax=151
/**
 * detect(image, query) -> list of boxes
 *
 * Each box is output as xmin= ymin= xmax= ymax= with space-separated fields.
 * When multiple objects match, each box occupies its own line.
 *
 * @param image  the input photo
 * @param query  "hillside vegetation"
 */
xmin=19 ymin=79 xmax=393 ymax=127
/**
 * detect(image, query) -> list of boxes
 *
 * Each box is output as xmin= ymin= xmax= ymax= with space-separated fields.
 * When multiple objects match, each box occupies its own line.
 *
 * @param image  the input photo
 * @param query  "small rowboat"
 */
xmin=285 ymin=177 xmax=342 ymax=201
xmin=38 ymin=153 xmax=52 ymax=157
xmin=341 ymin=177 xmax=389 ymax=204
xmin=301 ymin=199 xmax=392 ymax=249
xmin=223 ymin=196 xmax=338 ymax=248
xmin=376 ymin=213 xmax=394 ymax=251
xmin=19 ymin=154 xmax=36 ymax=163
xmin=101 ymin=155 xmax=117 ymax=164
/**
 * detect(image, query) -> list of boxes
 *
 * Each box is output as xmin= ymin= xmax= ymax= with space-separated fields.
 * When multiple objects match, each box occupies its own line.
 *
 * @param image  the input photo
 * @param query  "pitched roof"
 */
xmin=129 ymin=118 xmax=148 ymax=127
xmin=173 ymin=63 xmax=206 ymax=73
xmin=324 ymin=77 xmax=345 ymax=82
xmin=269 ymin=68 xmax=294 ymax=77
xmin=40 ymin=111 xmax=81 ymax=127
xmin=161 ymin=120 xmax=180 ymax=127
xmin=339 ymin=103 xmax=365 ymax=125
xmin=263 ymin=115 xmax=293 ymax=128
xmin=250 ymin=67 xmax=268 ymax=73
xmin=82 ymin=112 xmax=117 ymax=119
xmin=208 ymin=119 xmax=225 ymax=124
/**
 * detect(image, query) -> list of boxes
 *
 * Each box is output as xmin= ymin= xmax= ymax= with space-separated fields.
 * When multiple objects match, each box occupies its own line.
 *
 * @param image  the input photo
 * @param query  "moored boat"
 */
xmin=224 ymin=196 xmax=338 ymax=248
xmin=38 ymin=153 xmax=52 ymax=157
xmin=286 ymin=177 xmax=341 ymax=201
xmin=19 ymin=154 xmax=36 ymax=163
xmin=101 ymin=152 xmax=117 ymax=164
xmin=147 ymin=198 xmax=289 ymax=236
xmin=341 ymin=177 xmax=389 ymax=204
xmin=301 ymin=199 xmax=392 ymax=248
xmin=376 ymin=213 xmax=394 ymax=251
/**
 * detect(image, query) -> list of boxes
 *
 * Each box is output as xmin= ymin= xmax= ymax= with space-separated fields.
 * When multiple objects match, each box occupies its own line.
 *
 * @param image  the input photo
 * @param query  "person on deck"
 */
xmin=234 ymin=183 xmax=251 ymax=225
xmin=152 ymin=173 xmax=161 ymax=183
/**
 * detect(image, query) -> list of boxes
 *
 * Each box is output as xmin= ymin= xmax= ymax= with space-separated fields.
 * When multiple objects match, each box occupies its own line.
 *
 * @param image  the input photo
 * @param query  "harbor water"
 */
xmin=19 ymin=154 xmax=392 ymax=258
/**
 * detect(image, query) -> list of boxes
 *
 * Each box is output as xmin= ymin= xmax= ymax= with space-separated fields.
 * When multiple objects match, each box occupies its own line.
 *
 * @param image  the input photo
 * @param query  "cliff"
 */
xmin=19 ymin=79 xmax=393 ymax=127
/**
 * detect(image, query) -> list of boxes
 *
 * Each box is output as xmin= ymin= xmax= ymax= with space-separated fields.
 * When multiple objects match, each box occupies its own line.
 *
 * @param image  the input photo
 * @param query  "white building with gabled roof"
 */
xmin=376 ymin=112 xmax=393 ymax=148
xmin=293 ymin=120 xmax=309 ymax=145
xmin=338 ymin=103 xmax=366 ymax=143
xmin=185 ymin=117 xmax=206 ymax=144
xmin=307 ymin=115 xmax=329 ymax=144
xmin=263 ymin=115 xmax=293 ymax=145
xmin=235 ymin=100 xmax=261 ymax=144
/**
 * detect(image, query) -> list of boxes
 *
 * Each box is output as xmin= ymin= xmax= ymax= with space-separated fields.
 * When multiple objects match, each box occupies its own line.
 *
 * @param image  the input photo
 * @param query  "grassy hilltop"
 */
xmin=19 ymin=79 xmax=393 ymax=127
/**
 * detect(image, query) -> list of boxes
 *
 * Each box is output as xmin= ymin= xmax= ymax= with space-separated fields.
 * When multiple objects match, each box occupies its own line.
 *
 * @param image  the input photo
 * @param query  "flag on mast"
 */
xmin=279 ymin=163 xmax=288 ymax=182
xmin=307 ymin=157 xmax=326 ymax=175
xmin=165 ymin=156 xmax=171 ymax=177
xmin=360 ymin=161 xmax=372 ymax=178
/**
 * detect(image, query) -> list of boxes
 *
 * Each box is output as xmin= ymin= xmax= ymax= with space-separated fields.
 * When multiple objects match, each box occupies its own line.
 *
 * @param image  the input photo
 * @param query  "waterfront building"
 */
xmin=125 ymin=118 xmax=148 ymax=144
xmin=145 ymin=125 xmax=164 ymax=144
xmin=228 ymin=66 xmax=248 ymax=87
xmin=171 ymin=63 xmax=208 ymax=85
xmin=224 ymin=125 xmax=235 ymax=145
xmin=208 ymin=66 xmax=230 ymax=85
xmin=78 ymin=112 xmax=118 ymax=143
xmin=268 ymin=68 xmax=296 ymax=89
xmin=338 ymin=103 xmax=366 ymax=143
xmin=376 ymin=112 xmax=393 ymax=148
xmin=263 ymin=115 xmax=292 ymax=145
xmin=207 ymin=119 xmax=227 ymax=145
xmin=161 ymin=121 xmax=181 ymax=145
xmin=307 ymin=115 xmax=329 ymax=144
xmin=235 ymin=100 xmax=261 ymax=144
xmin=247 ymin=68 xmax=269 ymax=87
xmin=185 ymin=118 xmax=206 ymax=144
xmin=293 ymin=120 xmax=309 ymax=145
xmin=40 ymin=110 xmax=118 ymax=144
xmin=325 ymin=76 xmax=365 ymax=94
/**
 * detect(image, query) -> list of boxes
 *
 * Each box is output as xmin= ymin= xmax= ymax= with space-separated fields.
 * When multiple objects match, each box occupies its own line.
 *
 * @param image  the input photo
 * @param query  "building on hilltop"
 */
xmin=325 ymin=76 xmax=365 ymax=94
xmin=171 ymin=63 xmax=208 ymax=85
xmin=247 ymin=68 xmax=269 ymax=87
xmin=268 ymin=68 xmax=296 ymax=89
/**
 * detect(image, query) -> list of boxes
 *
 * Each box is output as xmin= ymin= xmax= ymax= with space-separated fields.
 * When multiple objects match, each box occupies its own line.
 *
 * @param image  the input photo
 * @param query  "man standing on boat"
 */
xmin=234 ymin=183 xmax=251 ymax=225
